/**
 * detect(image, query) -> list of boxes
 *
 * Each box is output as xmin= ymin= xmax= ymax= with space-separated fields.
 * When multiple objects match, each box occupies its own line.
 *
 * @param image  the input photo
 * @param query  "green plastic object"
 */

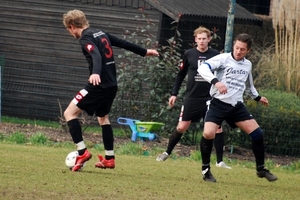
xmin=135 ymin=122 xmax=165 ymax=133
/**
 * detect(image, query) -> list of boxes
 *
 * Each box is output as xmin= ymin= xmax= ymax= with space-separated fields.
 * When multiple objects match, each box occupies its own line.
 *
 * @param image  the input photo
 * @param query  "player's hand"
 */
xmin=146 ymin=49 xmax=159 ymax=56
xmin=88 ymin=74 xmax=101 ymax=85
xmin=259 ymin=96 xmax=269 ymax=106
xmin=215 ymin=82 xmax=227 ymax=94
xmin=168 ymin=96 xmax=177 ymax=107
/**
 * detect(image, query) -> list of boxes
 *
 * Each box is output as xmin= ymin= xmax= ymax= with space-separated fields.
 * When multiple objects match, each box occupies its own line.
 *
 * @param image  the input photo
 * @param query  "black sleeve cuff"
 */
xmin=254 ymin=96 xmax=261 ymax=101
xmin=211 ymin=78 xmax=219 ymax=85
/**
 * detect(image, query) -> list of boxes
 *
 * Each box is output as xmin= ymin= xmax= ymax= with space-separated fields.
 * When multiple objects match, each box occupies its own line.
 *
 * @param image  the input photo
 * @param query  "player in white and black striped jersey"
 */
xmin=197 ymin=33 xmax=278 ymax=182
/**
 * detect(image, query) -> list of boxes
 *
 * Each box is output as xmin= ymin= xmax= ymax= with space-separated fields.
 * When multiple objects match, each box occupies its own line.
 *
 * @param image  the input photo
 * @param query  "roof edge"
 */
xmin=144 ymin=0 xmax=262 ymax=23
xmin=144 ymin=0 xmax=179 ymax=21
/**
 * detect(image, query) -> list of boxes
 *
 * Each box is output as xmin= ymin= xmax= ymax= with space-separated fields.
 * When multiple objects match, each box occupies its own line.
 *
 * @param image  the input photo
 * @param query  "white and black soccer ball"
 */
xmin=65 ymin=151 xmax=78 ymax=169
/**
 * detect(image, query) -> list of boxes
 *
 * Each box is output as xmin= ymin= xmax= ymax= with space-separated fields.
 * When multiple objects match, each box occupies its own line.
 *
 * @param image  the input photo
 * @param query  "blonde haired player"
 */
xmin=63 ymin=9 xmax=159 ymax=171
xmin=156 ymin=26 xmax=231 ymax=170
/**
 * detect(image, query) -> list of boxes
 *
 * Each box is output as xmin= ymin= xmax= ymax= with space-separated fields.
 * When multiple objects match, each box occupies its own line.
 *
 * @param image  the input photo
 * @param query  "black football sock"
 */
xmin=214 ymin=132 xmax=224 ymax=163
xmin=252 ymin=138 xmax=265 ymax=171
xmin=78 ymin=148 xmax=87 ymax=156
xmin=102 ymin=124 xmax=115 ymax=160
xmin=67 ymin=119 xmax=83 ymax=144
xmin=200 ymin=136 xmax=213 ymax=170
xmin=250 ymin=128 xmax=265 ymax=171
xmin=166 ymin=129 xmax=183 ymax=155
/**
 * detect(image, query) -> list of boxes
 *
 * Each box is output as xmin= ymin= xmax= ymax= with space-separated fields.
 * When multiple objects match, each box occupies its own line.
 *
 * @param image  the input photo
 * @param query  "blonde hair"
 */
xmin=193 ymin=26 xmax=211 ymax=38
xmin=63 ymin=9 xmax=89 ymax=29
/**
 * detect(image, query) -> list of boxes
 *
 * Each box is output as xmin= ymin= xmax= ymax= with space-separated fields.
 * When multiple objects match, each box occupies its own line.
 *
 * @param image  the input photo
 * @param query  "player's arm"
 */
xmin=80 ymin=37 xmax=102 ymax=85
xmin=145 ymin=49 xmax=159 ymax=56
xmin=171 ymin=55 xmax=188 ymax=96
xmin=169 ymin=55 xmax=187 ymax=107
xmin=245 ymin=71 xmax=268 ymax=106
xmin=107 ymin=33 xmax=148 ymax=56
xmin=197 ymin=62 xmax=216 ymax=83
xmin=169 ymin=71 xmax=185 ymax=107
xmin=197 ymin=55 xmax=227 ymax=94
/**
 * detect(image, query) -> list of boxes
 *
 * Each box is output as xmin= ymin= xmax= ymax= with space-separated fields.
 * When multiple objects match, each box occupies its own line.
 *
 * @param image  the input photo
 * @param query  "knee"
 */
xmin=176 ymin=125 xmax=188 ymax=133
xmin=64 ymin=109 xmax=72 ymax=122
xmin=249 ymin=127 xmax=263 ymax=140
xmin=63 ymin=110 xmax=67 ymax=118
xmin=98 ymin=115 xmax=110 ymax=126
xmin=203 ymin=132 xmax=215 ymax=140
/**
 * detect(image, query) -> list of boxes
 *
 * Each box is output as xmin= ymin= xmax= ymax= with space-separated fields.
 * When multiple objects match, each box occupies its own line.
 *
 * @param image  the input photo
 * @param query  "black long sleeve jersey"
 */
xmin=171 ymin=48 xmax=219 ymax=100
xmin=79 ymin=28 xmax=147 ymax=89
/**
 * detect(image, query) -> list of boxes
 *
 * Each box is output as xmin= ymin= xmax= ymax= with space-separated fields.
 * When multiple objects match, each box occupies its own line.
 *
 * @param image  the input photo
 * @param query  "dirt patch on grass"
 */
xmin=0 ymin=122 xmax=298 ymax=165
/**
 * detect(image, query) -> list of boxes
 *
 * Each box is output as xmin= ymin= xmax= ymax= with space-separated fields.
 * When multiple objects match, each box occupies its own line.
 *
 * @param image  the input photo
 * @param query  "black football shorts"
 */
xmin=205 ymin=98 xmax=254 ymax=128
xmin=73 ymin=86 xmax=118 ymax=117
xmin=179 ymin=98 xmax=210 ymax=122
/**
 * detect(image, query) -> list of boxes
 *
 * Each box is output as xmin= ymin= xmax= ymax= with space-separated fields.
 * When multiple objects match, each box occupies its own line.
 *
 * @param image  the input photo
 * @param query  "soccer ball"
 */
xmin=65 ymin=151 xmax=78 ymax=169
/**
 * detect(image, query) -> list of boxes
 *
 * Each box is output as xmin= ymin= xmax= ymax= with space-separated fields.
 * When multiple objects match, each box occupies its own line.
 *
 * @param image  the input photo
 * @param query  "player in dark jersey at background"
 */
xmin=62 ymin=9 xmax=159 ymax=172
xmin=198 ymin=33 xmax=277 ymax=182
xmin=156 ymin=26 xmax=231 ymax=170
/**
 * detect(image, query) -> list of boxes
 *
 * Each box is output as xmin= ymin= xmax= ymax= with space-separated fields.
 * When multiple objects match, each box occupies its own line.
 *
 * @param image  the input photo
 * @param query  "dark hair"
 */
xmin=234 ymin=33 xmax=253 ymax=49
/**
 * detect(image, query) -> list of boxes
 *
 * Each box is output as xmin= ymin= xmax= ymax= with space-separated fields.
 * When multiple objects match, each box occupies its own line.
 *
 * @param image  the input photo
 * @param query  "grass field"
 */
xmin=0 ymin=144 xmax=299 ymax=200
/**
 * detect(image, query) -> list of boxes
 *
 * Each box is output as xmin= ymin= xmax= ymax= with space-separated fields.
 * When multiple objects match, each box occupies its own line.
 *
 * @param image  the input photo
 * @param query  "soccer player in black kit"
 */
xmin=63 ymin=9 xmax=159 ymax=171
xmin=156 ymin=26 xmax=231 ymax=169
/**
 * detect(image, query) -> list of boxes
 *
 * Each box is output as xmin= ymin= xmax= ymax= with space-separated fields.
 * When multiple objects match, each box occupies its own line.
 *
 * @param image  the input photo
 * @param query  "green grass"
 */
xmin=2 ymin=116 xmax=61 ymax=128
xmin=0 ymin=143 xmax=299 ymax=200
xmin=1 ymin=117 xmax=300 ymax=199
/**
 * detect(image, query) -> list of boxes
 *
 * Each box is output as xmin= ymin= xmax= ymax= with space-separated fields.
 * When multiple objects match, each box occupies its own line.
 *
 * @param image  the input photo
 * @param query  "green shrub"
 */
xmin=29 ymin=132 xmax=49 ymax=145
xmin=189 ymin=150 xmax=202 ymax=161
xmin=114 ymin=17 xmax=183 ymax=136
xmin=0 ymin=133 xmax=4 ymax=141
xmin=93 ymin=143 xmax=105 ymax=151
xmin=116 ymin=142 xmax=146 ymax=156
xmin=229 ymin=89 xmax=300 ymax=156
xmin=5 ymin=132 xmax=27 ymax=144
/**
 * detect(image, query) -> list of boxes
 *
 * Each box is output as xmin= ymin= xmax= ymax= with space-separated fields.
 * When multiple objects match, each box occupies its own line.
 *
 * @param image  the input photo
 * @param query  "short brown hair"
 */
xmin=193 ymin=26 xmax=211 ymax=38
xmin=234 ymin=33 xmax=253 ymax=49
xmin=63 ymin=9 xmax=89 ymax=29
